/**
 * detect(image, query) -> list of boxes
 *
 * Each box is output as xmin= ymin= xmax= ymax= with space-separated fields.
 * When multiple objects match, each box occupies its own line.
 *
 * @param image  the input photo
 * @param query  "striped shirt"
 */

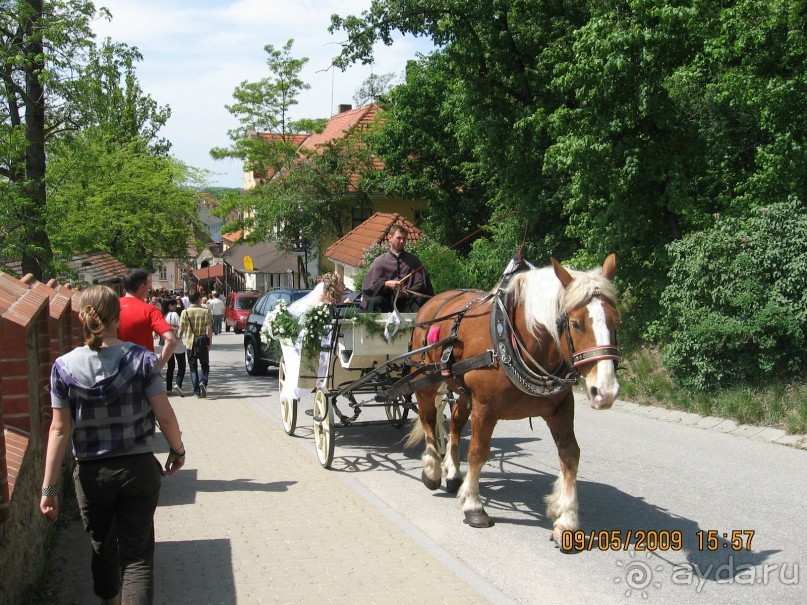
xmin=50 ymin=343 xmax=164 ymax=460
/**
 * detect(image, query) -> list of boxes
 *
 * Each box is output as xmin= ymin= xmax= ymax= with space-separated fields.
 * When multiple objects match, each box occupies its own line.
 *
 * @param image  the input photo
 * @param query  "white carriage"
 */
xmin=278 ymin=310 xmax=430 ymax=468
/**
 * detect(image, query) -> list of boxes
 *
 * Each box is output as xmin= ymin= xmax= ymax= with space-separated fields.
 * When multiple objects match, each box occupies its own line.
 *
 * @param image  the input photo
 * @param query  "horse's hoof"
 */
xmin=445 ymin=478 xmax=462 ymax=493
xmin=421 ymin=470 xmax=441 ymax=491
xmin=463 ymin=510 xmax=493 ymax=528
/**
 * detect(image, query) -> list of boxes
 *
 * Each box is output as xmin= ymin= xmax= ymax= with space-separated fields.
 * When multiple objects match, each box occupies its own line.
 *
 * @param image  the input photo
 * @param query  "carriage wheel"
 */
xmin=384 ymin=398 xmax=410 ymax=428
xmin=435 ymin=396 xmax=449 ymax=456
xmin=313 ymin=389 xmax=335 ymax=469
xmin=278 ymin=359 xmax=297 ymax=436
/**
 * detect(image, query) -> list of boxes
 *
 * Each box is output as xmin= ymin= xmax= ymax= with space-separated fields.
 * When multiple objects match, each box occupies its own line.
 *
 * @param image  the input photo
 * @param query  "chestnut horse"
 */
xmin=408 ymin=254 xmax=620 ymax=542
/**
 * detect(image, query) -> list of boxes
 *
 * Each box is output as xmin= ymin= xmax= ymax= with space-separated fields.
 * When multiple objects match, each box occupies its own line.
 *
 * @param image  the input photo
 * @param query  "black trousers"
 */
xmin=73 ymin=453 xmax=163 ymax=604
xmin=166 ymin=352 xmax=186 ymax=391
xmin=363 ymin=293 xmax=425 ymax=313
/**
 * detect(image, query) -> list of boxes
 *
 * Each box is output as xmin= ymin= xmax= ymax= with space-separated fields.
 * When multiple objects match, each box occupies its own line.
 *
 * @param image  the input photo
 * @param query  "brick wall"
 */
xmin=0 ymin=273 xmax=70 ymax=605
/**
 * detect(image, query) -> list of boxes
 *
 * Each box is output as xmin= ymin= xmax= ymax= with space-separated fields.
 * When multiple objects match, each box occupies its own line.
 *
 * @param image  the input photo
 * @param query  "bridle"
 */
xmin=557 ymin=288 xmax=621 ymax=372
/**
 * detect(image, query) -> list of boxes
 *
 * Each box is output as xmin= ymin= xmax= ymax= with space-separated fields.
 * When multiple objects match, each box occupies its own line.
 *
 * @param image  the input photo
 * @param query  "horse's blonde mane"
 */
xmin=505 ymin=263 xmax=618 ymax=345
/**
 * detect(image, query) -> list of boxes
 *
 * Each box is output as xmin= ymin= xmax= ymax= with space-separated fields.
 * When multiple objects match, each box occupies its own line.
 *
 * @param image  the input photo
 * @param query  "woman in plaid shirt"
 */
xmin=40 ymin=285 xmax=186 ymax=605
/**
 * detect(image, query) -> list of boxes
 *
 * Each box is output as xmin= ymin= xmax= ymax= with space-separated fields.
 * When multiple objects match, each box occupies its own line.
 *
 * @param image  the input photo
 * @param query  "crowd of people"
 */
xmin=38 ymin=226 xmax=434 ymax=604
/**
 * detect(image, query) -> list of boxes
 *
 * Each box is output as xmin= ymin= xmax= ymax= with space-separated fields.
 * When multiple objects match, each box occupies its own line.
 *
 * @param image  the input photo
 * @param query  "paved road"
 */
xmin=50 ymin=332 xmax=806 ymax=604
xmin=240 ymin=335 xmax=807 ymax=605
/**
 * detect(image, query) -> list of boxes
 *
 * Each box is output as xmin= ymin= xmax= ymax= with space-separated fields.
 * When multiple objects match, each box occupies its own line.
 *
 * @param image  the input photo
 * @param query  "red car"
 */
xmin=224 ymin=291 xmax=260 ymax=333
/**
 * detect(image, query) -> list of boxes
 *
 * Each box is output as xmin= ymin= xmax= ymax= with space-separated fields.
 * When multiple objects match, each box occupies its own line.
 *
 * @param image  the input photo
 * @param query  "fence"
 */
xmin=0 ymin=272 xmax=82 ymax=605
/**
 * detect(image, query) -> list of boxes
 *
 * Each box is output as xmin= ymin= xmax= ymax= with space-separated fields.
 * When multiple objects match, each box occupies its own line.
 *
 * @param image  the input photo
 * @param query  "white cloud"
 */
xmin=91 ymin=0 xmax=431 ymax=187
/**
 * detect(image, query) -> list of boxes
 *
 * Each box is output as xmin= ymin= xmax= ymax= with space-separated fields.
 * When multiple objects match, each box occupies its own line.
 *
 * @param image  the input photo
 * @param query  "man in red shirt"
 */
xmin=118 ymin=268 xmax=177 ymax=369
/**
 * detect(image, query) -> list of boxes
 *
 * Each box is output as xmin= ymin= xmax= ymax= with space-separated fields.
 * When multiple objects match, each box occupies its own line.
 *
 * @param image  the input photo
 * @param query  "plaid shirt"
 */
xmin=50 ymin=343 xmax=163 ymax=460
xmin=180 ymin=305 xmax=212 ymax=350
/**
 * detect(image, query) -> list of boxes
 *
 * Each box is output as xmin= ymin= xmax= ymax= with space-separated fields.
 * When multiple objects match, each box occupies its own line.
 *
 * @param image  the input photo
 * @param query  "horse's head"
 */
xmin=553 ymin=254 xmax=621 ymax=410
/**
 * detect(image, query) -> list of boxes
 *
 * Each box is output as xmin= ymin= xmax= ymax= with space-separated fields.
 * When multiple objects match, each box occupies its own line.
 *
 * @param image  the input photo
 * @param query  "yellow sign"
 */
xmin=243 ymin=255 xmax=254 ymax=272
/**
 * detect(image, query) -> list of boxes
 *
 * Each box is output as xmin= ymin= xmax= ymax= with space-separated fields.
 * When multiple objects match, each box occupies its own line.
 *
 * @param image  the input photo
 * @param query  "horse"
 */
xmin=407 ymin=254 xmax=620 ymax=543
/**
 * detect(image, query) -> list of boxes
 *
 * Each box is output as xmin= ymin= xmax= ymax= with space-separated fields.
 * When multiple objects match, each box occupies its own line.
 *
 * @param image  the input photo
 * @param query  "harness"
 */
xmin=383 ymin=260 xmax=621 ymax=401
xmin=489 ymin=263 xmax=579 ymax=397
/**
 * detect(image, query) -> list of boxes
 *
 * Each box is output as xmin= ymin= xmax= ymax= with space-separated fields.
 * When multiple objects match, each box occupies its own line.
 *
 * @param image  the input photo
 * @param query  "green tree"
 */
xmin=332 ymin=0 xmax=807 ymax=344
xmin=353 ymin=71 xmax=397 ymax=106
xmin=228 ymin=128 xmax=378 ymax=284
xmin=47 ymin=128 xmax=202 ymax=270
xmin=330 ymin=0 xmax=587 ymax=262
xmin=0 ymin=0 xmax=101 ymax=279
xmin=211 ymin=39 xmax=324 ymax=178
xmin=2 ymin=1 xmax=180 ymax=280
xmin=63 ymin=39 xmax=172 ymax=154
xmin=365 ymin=54 xmax=492 ymax=249
xmin=211 ymin=39 xmax=329 ymax=241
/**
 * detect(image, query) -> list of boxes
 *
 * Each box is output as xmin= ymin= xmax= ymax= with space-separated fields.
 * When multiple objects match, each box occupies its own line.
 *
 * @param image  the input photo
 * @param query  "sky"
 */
xmin=91 ymin=0 xmax=433 ymax=188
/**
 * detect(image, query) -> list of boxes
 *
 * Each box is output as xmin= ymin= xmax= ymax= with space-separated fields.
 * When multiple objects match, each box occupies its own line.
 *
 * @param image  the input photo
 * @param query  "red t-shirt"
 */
xmin=117 ymin=295 xmax=172 ymax=352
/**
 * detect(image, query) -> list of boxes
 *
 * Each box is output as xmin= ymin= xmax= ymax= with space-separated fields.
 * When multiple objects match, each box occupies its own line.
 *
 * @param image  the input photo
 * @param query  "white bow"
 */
xmin=384 ymin=310 xmax=402 ymax=342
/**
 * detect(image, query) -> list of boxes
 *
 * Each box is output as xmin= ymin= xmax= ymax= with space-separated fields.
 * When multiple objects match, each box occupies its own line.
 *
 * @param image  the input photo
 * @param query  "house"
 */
xmin=1 ymin=252 xmax=128 ymax=295
xmin=222 ymin=240 xmax=303 ymax=292
xmin=66 ymin=253 xmax=128 ymax=294
xmin=323 ymin=212 xmax=424 ymax=291
xmin=245 ymin=103 xmax=427 ymax=274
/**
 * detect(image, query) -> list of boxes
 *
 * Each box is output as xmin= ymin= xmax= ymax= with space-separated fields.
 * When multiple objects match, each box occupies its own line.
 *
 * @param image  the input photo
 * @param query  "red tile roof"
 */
xmin=301 ymin=104 xmax=380 ymax=152
xmin=193 ymin=264 xmax=225 ymax=281
xmin=222 ymin=230 xmax=242 ymax=244
xmin=66 ymin=252 xmax=128 ymax=285
xmin=252 ymin=104 xmax=383 ymax=189
xmin=324 ymin=212 xmax=423 ymax=268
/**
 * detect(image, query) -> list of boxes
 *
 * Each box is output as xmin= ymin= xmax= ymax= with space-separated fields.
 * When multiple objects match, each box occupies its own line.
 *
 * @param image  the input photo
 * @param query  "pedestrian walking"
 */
xmin=164 ymin=299 xmax=186 ymax=397
xmin=118 ymin=268 xmax=176 ymax=369
xmin=180 ymin=290 xmax=213 ymax=397
xmin=40 ymin=285 xmax=186 ymax=605
xmin=207 ymin=290 xmax=225 ymax=335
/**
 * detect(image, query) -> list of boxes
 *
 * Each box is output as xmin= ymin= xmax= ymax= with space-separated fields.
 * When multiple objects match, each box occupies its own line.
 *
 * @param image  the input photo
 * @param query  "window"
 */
xmin=352 ymin=207 xmax=372 ymax=229
xmin=159 ymin=265 xmax=167 ymax=280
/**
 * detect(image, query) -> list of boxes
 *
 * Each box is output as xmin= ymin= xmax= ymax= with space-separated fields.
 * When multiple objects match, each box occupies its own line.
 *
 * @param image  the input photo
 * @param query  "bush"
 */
xmin=659 ymin=200 xmax=807 ymax=389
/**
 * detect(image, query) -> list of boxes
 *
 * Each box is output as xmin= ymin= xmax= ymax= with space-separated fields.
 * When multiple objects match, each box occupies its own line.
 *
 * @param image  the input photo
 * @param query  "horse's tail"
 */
xmin=404 ymin=416 xmax=425 ymax=449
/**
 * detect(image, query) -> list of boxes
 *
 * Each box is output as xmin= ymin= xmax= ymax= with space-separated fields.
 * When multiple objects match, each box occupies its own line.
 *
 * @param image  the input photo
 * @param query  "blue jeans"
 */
xmin=73 ymin=453 xmax=162 ymax=604
xmin=187 ymin=348 xmax=209 ymax=393
xmin=212 ymin=315 xmax=222 ymax=335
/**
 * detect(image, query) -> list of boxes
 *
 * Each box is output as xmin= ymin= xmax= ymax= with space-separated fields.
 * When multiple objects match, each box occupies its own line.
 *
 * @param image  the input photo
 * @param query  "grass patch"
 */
xmin=618 ymin=347 xmax=807 ymax=434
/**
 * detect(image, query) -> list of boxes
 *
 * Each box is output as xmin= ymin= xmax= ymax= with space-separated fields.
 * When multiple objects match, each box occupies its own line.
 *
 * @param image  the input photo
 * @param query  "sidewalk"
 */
xmin=47 ymin=341 xmax=499 ymax=604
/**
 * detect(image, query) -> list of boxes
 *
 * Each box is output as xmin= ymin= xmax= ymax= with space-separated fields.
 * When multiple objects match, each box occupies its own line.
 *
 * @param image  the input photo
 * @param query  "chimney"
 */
xmin=338 ymin=104 xmax=352 ymax=113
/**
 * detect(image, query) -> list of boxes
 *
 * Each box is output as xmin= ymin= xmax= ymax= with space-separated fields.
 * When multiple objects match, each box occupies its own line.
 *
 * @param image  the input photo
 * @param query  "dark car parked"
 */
xmin=244 ymin=288 xmax=311 ymax=375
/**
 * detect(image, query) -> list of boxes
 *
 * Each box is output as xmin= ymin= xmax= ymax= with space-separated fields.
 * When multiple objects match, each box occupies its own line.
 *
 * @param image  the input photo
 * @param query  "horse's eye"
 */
xmin=571 ymin=320 xmax=582 ymax=331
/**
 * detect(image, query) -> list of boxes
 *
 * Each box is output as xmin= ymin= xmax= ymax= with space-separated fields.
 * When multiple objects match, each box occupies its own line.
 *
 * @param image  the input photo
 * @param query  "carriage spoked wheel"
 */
xmin=313 ymin=389 xmax=335 ymax=469
xmin=384 ymin=397 xmax=410 ymax=428
xmin=278 ymin=359 xmax=297 ymax=436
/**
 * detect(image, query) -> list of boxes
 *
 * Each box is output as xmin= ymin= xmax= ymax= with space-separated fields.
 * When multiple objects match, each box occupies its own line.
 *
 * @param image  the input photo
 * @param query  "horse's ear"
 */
xmin=551 ymin=257 xmax=574 ymax=288
xmin=601 ymin=253 xmax=617 ymax=281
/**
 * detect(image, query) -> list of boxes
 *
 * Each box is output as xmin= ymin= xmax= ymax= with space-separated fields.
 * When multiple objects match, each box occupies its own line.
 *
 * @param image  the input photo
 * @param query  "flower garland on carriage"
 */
xmin=260 ymin=298 xmax=414 ymax=361
xmin=261 ymin=299 xmax=334 ymax=358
